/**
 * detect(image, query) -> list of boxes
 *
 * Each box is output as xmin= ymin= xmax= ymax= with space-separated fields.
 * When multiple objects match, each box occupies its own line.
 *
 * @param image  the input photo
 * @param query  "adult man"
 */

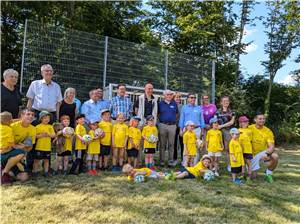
xmin=249 ymin=113 xmax=279 ymax=183
xmin=179 ymin=93 xmax=205 ymax=163
xmin=110 ymin=83 xmax=132 ymax=121
xmin=134 ymin=82 xmax=159 ymax=127
xmin=158 ymin=90 xmax=178 ymax=167
xmin=81 ymin=89 xmax=110 ymax=124
xmin=26 ymin=64 xmax=62 ymax=124
xmin=1 ymin=69 xmax=22 ymax=118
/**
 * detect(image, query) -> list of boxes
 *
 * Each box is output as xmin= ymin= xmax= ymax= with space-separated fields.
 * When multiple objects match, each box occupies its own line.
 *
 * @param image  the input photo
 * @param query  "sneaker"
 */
xmin=88 ymin=170 xmax=94 ymax=175
xmin=44 ymin=172 xmax=50 ymax=177
xmin=149 ymin=166 xmax=156 ymax=171
xmin=63 ymin=171 xmax=68 ymax=176
xmin=111 ymin=166 xmax=118 ymax=172
xmin=233 ymin=178 xmax=242 ymax=185
xmin=92 ymin=169 xmax=97 ymax=175
xmin=52 ymin=171 xmax=58 ymax=176
xmin=265 ymin=174 xmax=273 ymax=183
xmin=214 ymin=171 xmax=220 ymax=177
xmin=1 ymin=172 xmax=12 ymax=184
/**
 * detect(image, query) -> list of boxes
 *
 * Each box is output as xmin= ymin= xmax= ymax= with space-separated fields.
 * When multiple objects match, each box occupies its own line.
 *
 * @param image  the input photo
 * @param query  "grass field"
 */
xmin=1 ymin=147 xmax=300 ymax=224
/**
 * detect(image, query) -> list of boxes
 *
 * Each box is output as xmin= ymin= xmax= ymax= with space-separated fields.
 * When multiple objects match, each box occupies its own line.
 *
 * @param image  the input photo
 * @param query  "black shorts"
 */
xmin=57 ymin=151 xmax=72 ymax=157
xmin=11 ymin=162 xmax=26 ymax=176
xmin=127 ymin=148 xmax=139 ymax=158
xmin=100 ymin=145 xmax=111 ymax=156
xmin=231 ymin=166 xmax=242 ymax=174
xmin=144 ymin=148 xmax=156 ymax=154
xmin=180 ymin=167 xmax=195 ymax=179
xmin=34 ymin=150 xmax=51 ymax=160
xmin=243 ymin=153 xmax=253 ymax=160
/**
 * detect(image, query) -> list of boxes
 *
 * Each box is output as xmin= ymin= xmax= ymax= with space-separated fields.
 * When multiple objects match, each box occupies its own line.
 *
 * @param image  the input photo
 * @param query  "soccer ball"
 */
xmin=148 ymin=134 xmax=158 ymax=143
xmin=203 ymin=170 xmax=215 ymax=181
xmin=94 ymin=128 xmax=104 ymax=137
xmin=134 ymin=175 xmax=145 ymax=183
xmin=196 ymin=139 xmax=203 ymax=148
xmin=23 ymin=137 xmax=33 ymax=147
xmin=83 ymin=134 xmax=92 ymax=143
xmin=63 ymin=127 xmax=74 ymax=136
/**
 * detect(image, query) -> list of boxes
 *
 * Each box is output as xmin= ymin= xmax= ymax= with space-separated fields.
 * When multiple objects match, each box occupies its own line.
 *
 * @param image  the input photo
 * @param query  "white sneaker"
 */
xmin=214 ymin=171 xmax=220 ymax=177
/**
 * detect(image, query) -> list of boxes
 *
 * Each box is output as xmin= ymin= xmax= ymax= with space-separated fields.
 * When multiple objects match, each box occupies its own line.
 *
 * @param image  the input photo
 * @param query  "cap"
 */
xmin=146 ymin=115 xmax=154 ymax=121
xmin=209 ymin=117 xmax=218 ymax=125
xmin=101 ymin=109 xmax=110 ymax=115
xmin=185 ymin=120 xmax=195 ymax=126
xmin=89 ymin=118 xmax=99 ymax=124
xmin=131 ymin=116 xmax=141 ymax=121
xmin=201 ymin=154 xmax=212 ymax=162
xmin=230 ymin=128 xmax=240 ymax=134
xmin=238 ymin=116 xmax=249 ymax=123
xmin=39 ymin=111 xmax=51 ymax=121
xmin=75 ymin=114 xmax=85 ymax=120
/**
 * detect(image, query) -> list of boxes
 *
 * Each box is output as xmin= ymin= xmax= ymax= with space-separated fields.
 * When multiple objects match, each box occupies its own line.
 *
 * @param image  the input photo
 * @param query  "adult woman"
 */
xmin=202 ymin=95 xmax=217 ymax=128
xmin=1 ymin=69 xmax=22 ymax=118
xmin=173 ymin=92 xmax=184 ymax=163
xmin=59 ymin=88 xmax=77 ymax=127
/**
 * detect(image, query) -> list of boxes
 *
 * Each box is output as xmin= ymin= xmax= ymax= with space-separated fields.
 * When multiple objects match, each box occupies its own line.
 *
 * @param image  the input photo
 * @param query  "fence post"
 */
xmin=20 ymin=19 xmax=28 ymax=93
xmin=211 ymin=51 xmax=216 ymax=104
xmin=103 ymin=36 xmax=108 ymax=89
xmin=164 ymin=49 xmax=168 ymax=89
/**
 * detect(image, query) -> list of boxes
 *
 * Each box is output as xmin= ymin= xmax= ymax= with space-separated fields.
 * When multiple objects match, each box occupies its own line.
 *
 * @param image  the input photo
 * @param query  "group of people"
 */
xmin=1 ymin=64 xmax=279 ymax=185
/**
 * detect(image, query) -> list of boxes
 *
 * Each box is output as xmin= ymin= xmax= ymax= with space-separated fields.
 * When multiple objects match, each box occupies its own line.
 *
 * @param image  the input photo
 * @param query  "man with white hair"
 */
xmin=26 ymin=64 xmax=62 ymax=124
xmin=1 ymin=69 xmax=22 ymax=118
xmin=158 ymin=89 xmax=178 ymax=167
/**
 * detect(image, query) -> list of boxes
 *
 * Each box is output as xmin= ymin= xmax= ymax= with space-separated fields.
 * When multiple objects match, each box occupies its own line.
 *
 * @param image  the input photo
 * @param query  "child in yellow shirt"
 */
xmin=205 ymin=117 xmax=224 ymax=176
xmin=112 ymin=113 xmax=128 ymax=172
xmin=33 ymin=111 xmax=56 ymax=177
xmin=229 ymin=128 xmax=245 ymax=185
xmin=127 ymin=116 xmax=142 ymax=168
xmin=183 ymin=121 xmax=197 ymax=167
xmin=122 ymin=163 xmax=165 ymax=181
xmin=87 ymin=120 xmax=101 ymax=175
xmin=238 ymin=116 xmax=253 ymax=179
xmin=70 ymin=114 xmax=87 ymax=174
xmin=142 ymin=115 xmax=158 ymax=169
xmin=98 ymin=109 xmax=112 ymax=171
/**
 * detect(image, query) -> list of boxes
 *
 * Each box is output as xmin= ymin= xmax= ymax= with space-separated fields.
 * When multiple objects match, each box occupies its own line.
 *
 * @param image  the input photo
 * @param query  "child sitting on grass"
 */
xmin=229 ymin=128 xmax=245 ymax=185
xmin=167 ymin=155 xmax=212 ymax=180
xmin=122 ymin=163 xmax=165 ymax=181
xmin=112 ymin=113 xmax=129 ymax=172
xmin=183 ymin=121 xmax=197 ymax=167
xmin=33 ymin=111 xmax=56 ymax=177
xmin=87 ymin=120 xmax=101 ymax=175
xmin=205 ymin=117 xmax=224 ymax=176
xmin=127 ymin=116 xmax=142 ymax=168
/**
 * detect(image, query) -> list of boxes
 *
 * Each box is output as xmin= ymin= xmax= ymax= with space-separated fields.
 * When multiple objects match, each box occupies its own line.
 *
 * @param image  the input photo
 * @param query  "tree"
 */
xmin=262 ymin=0 xmax=300 ymax=118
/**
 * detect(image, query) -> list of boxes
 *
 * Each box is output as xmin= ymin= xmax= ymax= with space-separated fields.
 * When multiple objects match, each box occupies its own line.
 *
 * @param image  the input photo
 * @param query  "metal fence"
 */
xmin=21 ymin=19 xmax=215 ymax=102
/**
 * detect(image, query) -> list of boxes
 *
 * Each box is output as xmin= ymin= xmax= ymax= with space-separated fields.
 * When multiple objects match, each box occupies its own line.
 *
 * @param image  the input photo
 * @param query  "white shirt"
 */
xmin=26 ymin=79 xmax=62 ymax=112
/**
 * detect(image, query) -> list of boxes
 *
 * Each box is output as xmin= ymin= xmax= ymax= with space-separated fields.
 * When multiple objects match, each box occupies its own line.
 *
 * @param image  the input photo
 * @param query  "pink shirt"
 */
xmin=202 ymin=104 xmax=217 ymax=125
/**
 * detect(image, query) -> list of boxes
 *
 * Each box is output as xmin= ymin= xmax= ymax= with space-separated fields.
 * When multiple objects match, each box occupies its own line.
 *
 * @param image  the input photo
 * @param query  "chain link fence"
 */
xmin=21 ymin=20 xmax=215 ymax=102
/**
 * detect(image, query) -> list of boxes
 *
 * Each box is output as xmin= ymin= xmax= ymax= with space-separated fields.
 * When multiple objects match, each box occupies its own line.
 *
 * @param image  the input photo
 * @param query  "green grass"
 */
xmin=1 ymin=147 xmax=300 ymax=224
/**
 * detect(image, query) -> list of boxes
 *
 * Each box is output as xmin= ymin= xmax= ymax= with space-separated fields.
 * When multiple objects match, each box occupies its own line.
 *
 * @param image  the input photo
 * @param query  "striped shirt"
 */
xmin=110 ymin=95 xmax=132 ymax=120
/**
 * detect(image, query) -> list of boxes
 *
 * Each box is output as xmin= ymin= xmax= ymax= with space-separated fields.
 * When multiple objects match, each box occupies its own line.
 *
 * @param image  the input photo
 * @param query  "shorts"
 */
xmin=208 ymin=151 xmax=222 ymax=157
xmin=0 ymin=148 xmax=25 ymax=165
xmin=180 ymin=167 xmax=195 ymax=179
xmin=251 ymin=150 xmax=268 ymax=171
xmin=100 ymin=145 xmax=111 ymax=156
xmin=57 ymin=151 xmax=72 ymax=157
xmin=34 ymin=150 xmax=51 ymax=160
xmin=86 ymin=153 xmax=99 ymax=161
xmin=243 ymin=153 xmax=253 ymax=160
xmin=144 ymin=148 xmax=156 ymax=154
xmin=127 ymin=148 xmax=139 ymax=158
xmin=231 ymin=166 xmax=242 ymax=174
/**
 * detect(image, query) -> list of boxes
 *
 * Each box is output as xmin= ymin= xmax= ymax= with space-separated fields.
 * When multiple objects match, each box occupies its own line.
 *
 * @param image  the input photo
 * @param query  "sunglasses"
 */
xmin=189 ymin=96 xmax=196 ymax=99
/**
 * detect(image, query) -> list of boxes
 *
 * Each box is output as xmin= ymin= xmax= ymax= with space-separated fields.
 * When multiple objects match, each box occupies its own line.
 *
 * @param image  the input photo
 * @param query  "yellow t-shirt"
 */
xmin=0 ymin=124 xmax=14 ymax=151
xmin=64 ymin=135 xmax=72 ymax=151
xmin=239 ymin=128 xmax=253 ymax=154
xmin=249 ymin=124 xmax=274 ymax=156
xmin=229 ymin=139 xmax=245 ymax=167
xmin=36 ymin=124 xmax=55 ymax=151
xmin=75 ymin=124 xmax=87 ymax=150
xmin=128 ymin=168 xmax=152 ymax=181
xmin=98 ymin=121 xmax=112 ymax=146
xmin=11 ymin=121 xmax=36 ymax=144
xmin=206 ymin=129 xmax=223 ymax=152
xmin=142 ymin=125 xmax=158 ymax=149
xmin=183 ymin=131 xmax=197 ymax=156
xmin=186 ymin=161 xmax=208 ymax=177
xmin=88 ymin=130 xmax=100 ymax=154
xmin=112 ymin=123 xmax=128 ymax=148
xmin=128 ymin=127 xmax=142 ymax=150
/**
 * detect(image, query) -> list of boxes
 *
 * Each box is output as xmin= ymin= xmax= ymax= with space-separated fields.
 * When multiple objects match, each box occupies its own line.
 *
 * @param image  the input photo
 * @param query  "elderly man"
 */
xmin=81 ymin=88 xmax=110 ymax=124
xmin=26 ymin=64 xmax=62 ymax=124
xmin=134 ymin=82 xmax=159 ymax=127
xmin=110 ymin=83 xmax=132 ymax=121
xmin=158 ymin=90 xmax=178 ymax=167
xmin=1 ymin=69 xmax=22 ymax=118
xmin=249 ymin=113 xmax=279 ymax=183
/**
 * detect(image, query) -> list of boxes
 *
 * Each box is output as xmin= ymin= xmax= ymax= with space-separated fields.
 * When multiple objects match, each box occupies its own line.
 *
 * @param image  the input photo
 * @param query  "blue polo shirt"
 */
xmin=179 ymin=104 xmax=205 ymax=129
xmin=158 ymin=100 xmax=178 ymax=124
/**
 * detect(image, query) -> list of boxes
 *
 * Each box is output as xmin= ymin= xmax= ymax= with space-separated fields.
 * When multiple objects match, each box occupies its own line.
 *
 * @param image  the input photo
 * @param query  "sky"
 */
xmin=234 ymin=2 xmax=299 ymax=85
